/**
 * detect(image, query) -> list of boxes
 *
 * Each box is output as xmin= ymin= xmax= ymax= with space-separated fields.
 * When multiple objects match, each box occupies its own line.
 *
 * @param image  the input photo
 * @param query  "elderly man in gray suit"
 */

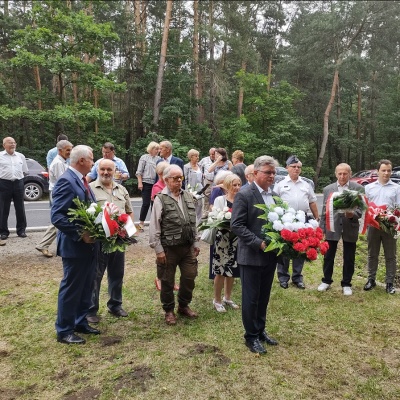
xmin=318 ymin=163 xmax=364 ymax=296
xmin=231 ymin=155 xmax=279 ymax=355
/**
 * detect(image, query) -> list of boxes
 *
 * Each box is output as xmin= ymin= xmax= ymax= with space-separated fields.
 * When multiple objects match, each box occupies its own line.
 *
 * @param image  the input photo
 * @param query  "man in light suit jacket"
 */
xmin=51 ymin=145 xmax=100 ymax=344
xmin=318 ymin=163 xmax=364 ymax=296
xmin=156 ymin=140 xmax=185 ymax=188
xmin=231 ymin=155 xmax=279 ymax=355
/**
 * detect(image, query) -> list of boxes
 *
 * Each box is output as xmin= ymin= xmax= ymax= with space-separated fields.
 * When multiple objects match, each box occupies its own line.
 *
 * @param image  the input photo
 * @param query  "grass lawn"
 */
xmin=0 ymin=235 xmax=399 ymax=400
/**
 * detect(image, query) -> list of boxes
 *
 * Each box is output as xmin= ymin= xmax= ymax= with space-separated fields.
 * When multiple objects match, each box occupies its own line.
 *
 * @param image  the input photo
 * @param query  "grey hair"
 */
xmin=155 ymin=161 xmax=169 ymax=175
xmin=70 ymin=145 xmax=93 ymax=164
xmin=214 ymin=170 xmax=232 ymax=185
xmin=244 ymin=164 xmax=254 ymax=175
xmin=56 ymin=140 xmax=73 ymax=150
xmin=163 ymin=164 xmax=183 ymax=179
xmin=254 ymin=156 xmax=279 ymax=171
xmin=160 ymin=140 xmax=173 ymax=151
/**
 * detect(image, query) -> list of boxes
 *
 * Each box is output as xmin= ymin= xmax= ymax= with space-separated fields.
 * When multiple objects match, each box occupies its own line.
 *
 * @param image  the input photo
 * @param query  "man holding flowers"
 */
xmin=274 ymin=155 xmax=319 ymax=289
xmin=318 ymin=163 xmax=364 ymax=296
xmin=51 ymin=145 xmax=100 ymax=344
xmin=87 ymin=159 xmax=134 ymax=323
xmin=231 ymin=155 xmax=279 ymax=355
xmin=364 ymin=159 xmax=400 ymax=294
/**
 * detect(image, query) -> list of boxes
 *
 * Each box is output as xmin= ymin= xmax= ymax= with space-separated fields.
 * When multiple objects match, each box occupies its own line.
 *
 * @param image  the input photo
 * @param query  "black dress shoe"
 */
xmin=279 ymin=282 xmax=289 ymax=289
xmin=245 ymin=339 xmax=267 ymax=354
xmin=18 ymin=232 xmax=27 ymax=238
xmin=386 ymin=283 xmax=396 ymax=294
xmin=108 ymin=308 xmax=128 ymax=317
xmin=75 ymin=325 xmax=101 ymax=335
xmin=364 ymin=279 xmax=376 ymax=291
xmin=294 ymin=282 xmax=306 ymax=289
xmin=259 ymin=331 xmax=279 ymax=346
xmin=0 ymin=235 xmax=8 ymax=240
xmin=57 ymin=333 xmax=86 ymax=344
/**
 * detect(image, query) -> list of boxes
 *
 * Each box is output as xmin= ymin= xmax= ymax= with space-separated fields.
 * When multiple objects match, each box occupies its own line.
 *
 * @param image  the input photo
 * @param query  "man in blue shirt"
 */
xmin=46 ymin=134 xmax=69 ymax=169
xmin=86 ymin=142 xmax=129 ymax=183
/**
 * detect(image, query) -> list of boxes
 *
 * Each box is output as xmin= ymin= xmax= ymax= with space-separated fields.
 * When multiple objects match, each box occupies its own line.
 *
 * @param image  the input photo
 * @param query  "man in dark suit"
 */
xmin=157 ymin=140 xmax=185 ymax=188
xmin=51 ymin=145 xmax=100 ymax=344
xmin=318 ymin=163 xmax=364 ymax=296
xmin=231 ymin=155 xmax=279 ymax=355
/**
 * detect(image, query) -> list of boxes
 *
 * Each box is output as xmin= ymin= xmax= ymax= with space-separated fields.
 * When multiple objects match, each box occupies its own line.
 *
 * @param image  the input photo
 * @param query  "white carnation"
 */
xmin=274 ymin=207 xmax=285 ymax=216
xmin=217 ymin=212 xmax=224 ymax=221
xmin=273 ymin=220 xmax=284 ymax=231
xmin=86 ymin=205 xmax=97 ymax=215
xmin=268 ymin=211 xmax=279 ymax=222
xmin=282 ymin=213 xmax=294 ymax=223
xmin=296 ymin=210 xmax=306 ymax=223
xmin=288 ymin=207 xmax=296 ymax=215
xmin=223 ymin=206 xmax=230 ymax=212
xmin=225 ymin=212 xmax=232 ymax=220
xmin=308 ymin=219 xmax=319 ymax=228
xmin=284 ymin=222 xmax=294 ymax=231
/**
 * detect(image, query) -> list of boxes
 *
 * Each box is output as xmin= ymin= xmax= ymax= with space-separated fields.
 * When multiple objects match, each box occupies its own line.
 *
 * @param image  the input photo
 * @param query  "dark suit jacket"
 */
xmin=51 ymin=168 xmax=97 ymax=258
xmin=319 ymin=181 xmax=364 ymax=242
xmin=231 ymin=182 xmax=278 ymax=266
xmin=156 ymin=155 xmax=185 ymax=188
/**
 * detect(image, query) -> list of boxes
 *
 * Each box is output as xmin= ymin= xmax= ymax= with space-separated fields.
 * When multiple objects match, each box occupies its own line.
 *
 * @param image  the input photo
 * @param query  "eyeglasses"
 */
xmin=169 ymin=176 xmax=184 ymax=181
xmin=257 ymin=170 xmax=276 ymax=175
xmin=289 ymin=165 xmax=302 ymax=169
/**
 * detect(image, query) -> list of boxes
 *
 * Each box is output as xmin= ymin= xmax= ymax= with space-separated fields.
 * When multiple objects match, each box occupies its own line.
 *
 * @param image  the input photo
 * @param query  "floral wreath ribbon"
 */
xmin=325 ymin=192 xmax=369 ymax=234
xmin=101 ymin=201 xmax=137 ymax=238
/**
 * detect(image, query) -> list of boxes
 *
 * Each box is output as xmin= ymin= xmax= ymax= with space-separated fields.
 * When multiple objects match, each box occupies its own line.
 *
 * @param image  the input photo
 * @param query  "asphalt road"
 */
xmin=8 ymin=198 xmax=148 ymax=232
xmin=7 ymin=194 xmax=324 ymax=232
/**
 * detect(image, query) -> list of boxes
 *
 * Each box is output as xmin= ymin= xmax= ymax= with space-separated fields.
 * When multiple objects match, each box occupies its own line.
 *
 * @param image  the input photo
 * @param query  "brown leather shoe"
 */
xmin=36 ymin=247 xmax=53 ymax=258
xmin=165 ymin=311 xmax=177 ymax=325
xmin=177 ymin=306 xmax=198 ymax=319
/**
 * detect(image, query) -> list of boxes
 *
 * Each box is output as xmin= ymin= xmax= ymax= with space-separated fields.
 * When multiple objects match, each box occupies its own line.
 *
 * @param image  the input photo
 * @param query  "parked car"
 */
xmin=276 ymin=166 xmax=288 ymax=176
xmin=350 ymin=170 xmax=378 ymax=186
xmin=24 ymin=158 xmax=49 ymax=201
xmin=350 ymin=169 xmax=400 ymax=186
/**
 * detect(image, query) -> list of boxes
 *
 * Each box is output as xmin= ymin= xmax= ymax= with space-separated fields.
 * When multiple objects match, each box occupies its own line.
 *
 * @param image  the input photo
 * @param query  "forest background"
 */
xmin=1 ymin=0 xmax=400 ymax=193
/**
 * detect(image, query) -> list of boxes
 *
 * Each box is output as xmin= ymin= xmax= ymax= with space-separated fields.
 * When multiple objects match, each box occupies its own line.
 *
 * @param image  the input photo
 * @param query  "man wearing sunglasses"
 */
xmin=149 ymin=165 xmax=200 ymax=325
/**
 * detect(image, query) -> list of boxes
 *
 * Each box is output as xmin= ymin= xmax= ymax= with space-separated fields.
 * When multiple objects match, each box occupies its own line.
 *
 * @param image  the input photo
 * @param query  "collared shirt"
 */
xmin=365 ymin=180 xmax=400 ymax=207
xmin=254 ymin=182 xmax=275 ymax=205
xmin=149 ymin=186 xmax=199 ymax=254
xmin=0 ymin=150 xmax=28 ymax=180
xmin=90 ymin=179 xmax=133 ymax=214
xmin=135 ymin=154 xmax=161 ymax=184
xmin=164 ymin=154 xmax=172 ymax=163
xmin=337 ymin=182 xmax=349 ymax=193
xmin=199 ymin=156 xmax=214 ymax=181
xmin=87 ymin=156 xmax=129 ymax=181
xmin=49 ymin=154 xmax=69 ymax=190
xmin=46 ymin=147 xmax=58 ymax=169
xmin=274 ymin=176 xmax=317 ymax=212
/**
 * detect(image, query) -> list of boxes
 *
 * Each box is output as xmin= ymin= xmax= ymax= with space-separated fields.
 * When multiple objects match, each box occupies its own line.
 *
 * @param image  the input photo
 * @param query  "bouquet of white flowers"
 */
xmin=198 ymin=206 xmax=234 ymax=244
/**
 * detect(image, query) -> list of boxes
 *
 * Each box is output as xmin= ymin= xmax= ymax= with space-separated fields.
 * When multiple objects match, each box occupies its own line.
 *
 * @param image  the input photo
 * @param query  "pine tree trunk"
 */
xmin=237 ymin=61 xmax=246 ymax=117
xmin=152 ymin=0 xmax=173 ymax=127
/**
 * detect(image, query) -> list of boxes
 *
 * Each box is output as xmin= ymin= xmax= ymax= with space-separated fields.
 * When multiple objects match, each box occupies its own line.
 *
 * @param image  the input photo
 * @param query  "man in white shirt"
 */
xmin=36 ymin=140 xmax=73 ymax=257
xmin=364 ymin=159 xmax=400 ymax=294
xmin=273 ymin=155 xmax=319 ymax=289
xmin=0 ymin=137 xmax=29 ymax=241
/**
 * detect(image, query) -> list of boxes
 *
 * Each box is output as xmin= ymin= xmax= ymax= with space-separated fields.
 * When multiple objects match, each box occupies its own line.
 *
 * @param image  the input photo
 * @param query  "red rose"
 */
xmin=388 ymin=216 xmax=396 ymax=223
xmin=110 ymin=220 xmax=119 ymax=231
xmin=393 ymin=209 xmax=400 ymax=217
xmin=118 ymin=214 xmax=129 ymax=223
xmin=293 ymin=242 xmax=306 ymax=252
xmin=319 ymin=241 xmax=329 ymax=255
xmin=280 ymin=229 xmax=293 ymax=241
xmin=306 ymin=248 xmax=318 ymax=260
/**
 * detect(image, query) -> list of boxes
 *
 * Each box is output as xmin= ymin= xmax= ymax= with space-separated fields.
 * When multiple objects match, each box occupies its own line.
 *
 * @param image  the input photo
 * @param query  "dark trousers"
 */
xmin=139 ymin=182 xmax=153 ymax=222
xmin=89 ymin=250 xmax=125 ymax=315
xmin=0 ymin=178 xmax=27 ymax=236
xmin=239 ymin=263 xmax=276 ymax=341
xmin=157 ymin=245 xmax=198 ymax=312
xmin=55 ymin=253 xmax=97 ymax=336
xmin=322 ymin=240 xmax=356 ymax=287
xmin=277 ymin=256 xmax=304 ymax=284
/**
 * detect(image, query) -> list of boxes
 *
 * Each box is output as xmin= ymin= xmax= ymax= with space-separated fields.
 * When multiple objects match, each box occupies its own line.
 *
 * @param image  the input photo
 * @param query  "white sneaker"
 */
xmin=343 ymin=286 xmax=352 ymax=296
xmin=317 ymin=282 xmax=331 ymax=292
xmin=213 ymin=299 xmax=227 ymax=313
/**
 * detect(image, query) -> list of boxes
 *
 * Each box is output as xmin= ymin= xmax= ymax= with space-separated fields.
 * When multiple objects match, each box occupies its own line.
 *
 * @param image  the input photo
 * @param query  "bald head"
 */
xmin=98 ymin=158 xmax=116 ymax=187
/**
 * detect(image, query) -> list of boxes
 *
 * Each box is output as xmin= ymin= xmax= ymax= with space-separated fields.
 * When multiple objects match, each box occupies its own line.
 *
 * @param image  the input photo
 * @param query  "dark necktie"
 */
xmin=82 ymin=177 xmax=92 ymax=201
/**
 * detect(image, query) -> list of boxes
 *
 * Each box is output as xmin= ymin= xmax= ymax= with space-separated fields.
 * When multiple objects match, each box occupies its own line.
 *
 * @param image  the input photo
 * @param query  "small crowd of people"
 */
xmin=1 ymin=136 xmax=399 ymax=355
